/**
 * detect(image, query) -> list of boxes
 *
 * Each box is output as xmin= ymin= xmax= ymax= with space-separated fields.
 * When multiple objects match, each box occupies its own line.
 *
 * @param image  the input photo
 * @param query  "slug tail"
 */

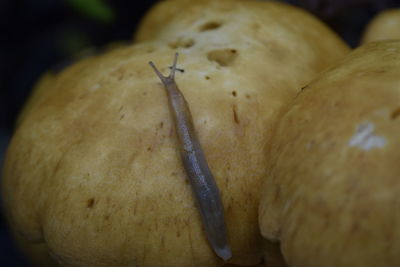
xmin=215 ymin=244 xmax=232 ymax=261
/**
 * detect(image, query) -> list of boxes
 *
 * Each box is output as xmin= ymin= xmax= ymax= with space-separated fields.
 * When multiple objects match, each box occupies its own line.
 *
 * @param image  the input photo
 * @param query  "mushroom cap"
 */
xmin=2 ymin=0 xmax=349 ymax=266
xmin=362 ymin=9 xmax=400 ymax=44
xmin=259 ymin=40 xmax=400 ymax=267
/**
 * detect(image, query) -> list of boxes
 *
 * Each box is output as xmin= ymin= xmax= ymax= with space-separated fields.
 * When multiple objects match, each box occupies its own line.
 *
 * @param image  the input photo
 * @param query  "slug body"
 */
xmin=149 ymin=53 xmax=232 ymax=261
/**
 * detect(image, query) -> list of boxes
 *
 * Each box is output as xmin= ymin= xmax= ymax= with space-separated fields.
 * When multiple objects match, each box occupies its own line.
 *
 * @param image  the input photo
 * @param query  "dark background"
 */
xmin=0 ymin=0 xmax=398 ymax=265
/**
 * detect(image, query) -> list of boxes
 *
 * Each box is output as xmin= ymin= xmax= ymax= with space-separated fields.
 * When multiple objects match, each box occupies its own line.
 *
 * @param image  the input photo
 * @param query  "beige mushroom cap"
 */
xmin=2 ymin=0 xmax=349 ymax=266
xmin=362 ymin=9 xmax=400 ymax=44
xmin=259 ymin=40 xmax=400 ymax=267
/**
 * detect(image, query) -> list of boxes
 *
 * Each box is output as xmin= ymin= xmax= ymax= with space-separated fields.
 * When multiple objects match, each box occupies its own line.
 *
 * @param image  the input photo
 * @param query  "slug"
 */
xmin=149 ymin=53 xmax=232 ymax=261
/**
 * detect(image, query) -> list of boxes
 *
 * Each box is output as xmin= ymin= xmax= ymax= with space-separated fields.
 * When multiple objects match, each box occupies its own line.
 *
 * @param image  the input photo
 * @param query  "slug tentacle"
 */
xmin=149 ymin=52 xmax=179 ymax=83
xmin=149 ymin=53 xmax=232 ymax=261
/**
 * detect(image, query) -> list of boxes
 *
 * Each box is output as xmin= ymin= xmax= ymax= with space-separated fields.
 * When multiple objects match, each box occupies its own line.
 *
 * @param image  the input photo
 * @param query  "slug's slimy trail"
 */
xmin=149 ymin=53 xmax=232 ymax=261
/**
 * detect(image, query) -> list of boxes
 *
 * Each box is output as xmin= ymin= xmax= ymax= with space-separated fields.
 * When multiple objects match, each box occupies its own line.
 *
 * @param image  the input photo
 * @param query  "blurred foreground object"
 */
xmin=361 ymin=9 xmax=400 ymax=43
xmin=260 ymin=40 xmax=400 ymax=267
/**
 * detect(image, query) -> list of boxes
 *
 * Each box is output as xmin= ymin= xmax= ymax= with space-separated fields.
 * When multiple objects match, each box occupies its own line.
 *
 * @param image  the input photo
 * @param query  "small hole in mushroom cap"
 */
xmin=207 ymin=48 xmax=238 ymax=67
xmin=87 ymin=198 xmax=95 ymax=208
xmin=391 ymin=108 xmax=400 ymax=120
xmin=199 ymin=21 xmax=222 ymax=31
xmin=168 ymin=38 xmax=195 ymax=49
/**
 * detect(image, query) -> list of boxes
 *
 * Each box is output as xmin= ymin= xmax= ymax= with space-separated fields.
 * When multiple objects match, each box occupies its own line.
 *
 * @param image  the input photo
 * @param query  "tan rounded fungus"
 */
xmin=259 ymin=40 xmax=400 ymax=267
xmin=2 ymin=0 xmax=349 ymax=266
xmin=361 ymin=9 xmax=400 ymax=44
